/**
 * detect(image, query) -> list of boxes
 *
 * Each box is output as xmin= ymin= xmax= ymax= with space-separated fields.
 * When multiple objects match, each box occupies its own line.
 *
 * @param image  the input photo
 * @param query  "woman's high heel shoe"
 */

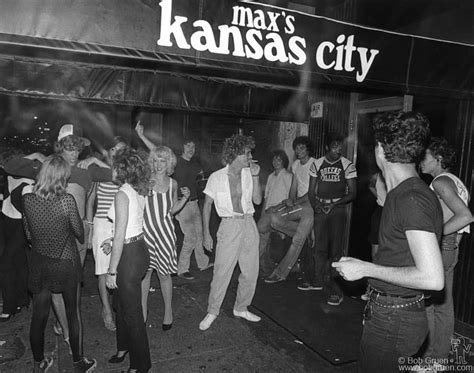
xmin=108 ymin=350 xmax=129 ymax=364
xmin=162 ymin=323 xmax=172 ymax=331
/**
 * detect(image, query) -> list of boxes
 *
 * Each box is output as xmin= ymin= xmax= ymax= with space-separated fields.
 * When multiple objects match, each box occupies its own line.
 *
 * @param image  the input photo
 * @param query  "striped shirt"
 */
xmin=95 ymin=182 xmax=119 ymax=219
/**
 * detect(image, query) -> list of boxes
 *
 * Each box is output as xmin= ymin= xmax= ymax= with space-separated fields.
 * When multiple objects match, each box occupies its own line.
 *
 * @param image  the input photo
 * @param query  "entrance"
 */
xmin=346 ymin=94 xmax=413 ymax=263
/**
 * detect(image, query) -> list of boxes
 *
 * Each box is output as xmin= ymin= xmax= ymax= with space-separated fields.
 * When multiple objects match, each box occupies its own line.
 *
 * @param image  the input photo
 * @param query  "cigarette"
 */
xmin=250 ymin=160 xmax=258 ymax=163
xmin=283 ymin=207 xmax=302 ymax=216
xmin=277 ymin=206 xmax=286 ymax=211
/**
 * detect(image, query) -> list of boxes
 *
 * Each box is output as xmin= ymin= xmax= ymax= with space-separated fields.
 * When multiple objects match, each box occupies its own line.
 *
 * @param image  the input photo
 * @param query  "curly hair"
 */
xmin=222 ymin=134 xmax=255 ymax=165
xmin=148 ymin=146 xmax=177 ymax=176
xmin=272 ymin=149 xmax=289 ymax=169
xmin=292 ymin=136 xmax=313 ymax=155
xmin=34 ymin=154 xmax=71 ymax=199
xmin=427 ymin=137 xmax=456 ymax=170
xmin=54 ymin=135 xmax=86 ymax=154
xmin=373 ymin=111 xmax=430 ymax=164
xmin=113 ymin=148 xmax=150 ymax=196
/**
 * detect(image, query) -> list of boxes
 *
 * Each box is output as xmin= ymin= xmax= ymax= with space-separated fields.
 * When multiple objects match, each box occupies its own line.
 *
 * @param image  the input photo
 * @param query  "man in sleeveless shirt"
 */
xmin=264 ymin=136 xmax=315 ymax=284
xmin=332 ymin=111 xmax=444 ymax=372
xmin=301 ymin=133 xmax=357 ymax=306
xmin=199 ymin=134 xmax=262 ymax=331
xmin=420 ymin=138 xmax=473 ymax=364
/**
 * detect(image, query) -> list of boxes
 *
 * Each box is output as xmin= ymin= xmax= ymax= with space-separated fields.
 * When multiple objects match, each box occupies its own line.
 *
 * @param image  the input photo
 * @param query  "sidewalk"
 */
xmin=1 ymin=252 xmax=356 ymax=372
xmin=1 ymin=251 xmax=473 ymax=372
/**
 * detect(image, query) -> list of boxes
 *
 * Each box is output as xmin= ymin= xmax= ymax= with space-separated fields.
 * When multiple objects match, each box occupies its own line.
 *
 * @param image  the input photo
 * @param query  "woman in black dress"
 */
xmin=22 ymin=154 xmax=96 ymax=373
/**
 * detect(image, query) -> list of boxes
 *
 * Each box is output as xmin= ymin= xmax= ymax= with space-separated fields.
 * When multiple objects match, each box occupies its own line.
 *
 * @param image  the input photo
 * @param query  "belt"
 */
xmin=124 ymin=233 xmax=144 ymax=244
xmin=316 ymin=197 xmax=341 ymax=204
xmin=369 ymin=286 xmax=420 ymax=299
xmin=222 ymin=214 xmax=253 ymax=219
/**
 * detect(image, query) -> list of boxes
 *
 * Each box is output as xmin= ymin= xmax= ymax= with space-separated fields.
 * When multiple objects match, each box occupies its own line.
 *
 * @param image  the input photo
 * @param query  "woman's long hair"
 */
xmin=113 ymin=148 xmax=150 ymax=196
xmin=33 ymin=154 xmax=71 ymax=199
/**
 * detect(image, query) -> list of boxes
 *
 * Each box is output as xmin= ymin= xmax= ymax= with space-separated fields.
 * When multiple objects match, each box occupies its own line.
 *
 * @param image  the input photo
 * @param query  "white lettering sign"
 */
xmin=157 ymin=0 xmax=379 ymax=82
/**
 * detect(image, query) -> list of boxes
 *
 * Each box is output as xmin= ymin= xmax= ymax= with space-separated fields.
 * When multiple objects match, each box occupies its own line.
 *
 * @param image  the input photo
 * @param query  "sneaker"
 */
xmin=264 ymin=273 xmax=285 ymax=284
xmin=233 ymin=309 xmax=261 ymax=322
xmin=327 ymin=294 xmax=343 ymax=306
xmin=297 ymin=282 xmax=323 ymax=291
xmin=33 ymin=356 xmax=54 ymax=373
xmin=73 ymin=357 xmax=97 ymax=373
xmin=178 ymin=272 xmax=195 ymax=280
xmin=199 ymin=313 xmax=217 ymax=331
xmin=200 ymin=263 xmax=214 ymax=271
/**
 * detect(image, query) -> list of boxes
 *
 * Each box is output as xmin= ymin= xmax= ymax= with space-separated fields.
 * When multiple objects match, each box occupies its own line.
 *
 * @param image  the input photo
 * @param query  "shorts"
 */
xmin=92 ymin=217 xmax=113 ymax=275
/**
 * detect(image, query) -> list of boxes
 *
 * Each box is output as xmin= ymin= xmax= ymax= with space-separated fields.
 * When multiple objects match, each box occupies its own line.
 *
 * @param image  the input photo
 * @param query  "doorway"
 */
xmin=346 ymin=94 xmax=413 ymax=262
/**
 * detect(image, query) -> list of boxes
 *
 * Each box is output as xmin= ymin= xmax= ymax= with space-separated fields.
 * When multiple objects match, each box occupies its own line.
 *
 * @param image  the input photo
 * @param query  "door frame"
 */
xmin=343 ymin=93 xmax=413 ymax=255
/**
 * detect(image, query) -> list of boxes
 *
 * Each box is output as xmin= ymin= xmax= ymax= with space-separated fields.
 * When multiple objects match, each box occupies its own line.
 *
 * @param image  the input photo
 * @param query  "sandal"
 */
xmin=33 ymin=356 xmax=54 ymax=372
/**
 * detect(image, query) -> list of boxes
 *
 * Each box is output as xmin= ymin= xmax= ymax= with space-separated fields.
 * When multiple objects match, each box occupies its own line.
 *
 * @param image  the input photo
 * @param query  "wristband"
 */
xmin=84 ymin=220 xmax=93 ymax=225
xmin=107 ymin=269 xmax=117 ymax=276
xmin=252 ymin=174 xmax=259 ymax=177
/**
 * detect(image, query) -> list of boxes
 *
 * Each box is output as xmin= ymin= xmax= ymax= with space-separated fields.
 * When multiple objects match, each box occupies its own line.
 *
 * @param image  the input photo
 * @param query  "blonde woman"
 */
xmin=141 ymin=146 xmax=189 ymax=330
xmin=22 ymin=154 xmax=96 ymax=373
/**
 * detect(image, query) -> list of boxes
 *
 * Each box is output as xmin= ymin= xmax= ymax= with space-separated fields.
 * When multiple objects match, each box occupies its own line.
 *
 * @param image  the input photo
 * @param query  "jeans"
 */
xmin=312 ymin=205 xmax=346 ymax=295
xmin=115 ymin=239 xmax=151 ymax=372
xmin=30 ymin=285 xmax=82 ymax=362
xmin=256 ymin=208 xmax=276 ymax=275
xmin=425 ymin=245 xmax=459 ymax=359
xmin=359 ymin=293 xmax=428 ymax=373
xmin=0 ymin=216 xmax=29 ymax=314
xmin=269 ymin=199 xmax=314 ymax=279
xmin=207 ymin=216 xmax=259 ymax=315
xmin=176 ymin=200 xmax=209 ymax=274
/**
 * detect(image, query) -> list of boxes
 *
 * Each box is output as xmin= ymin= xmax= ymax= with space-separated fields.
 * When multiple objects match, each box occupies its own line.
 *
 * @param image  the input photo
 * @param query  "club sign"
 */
xmin=157 ymin=0 xmax=379 ymax=82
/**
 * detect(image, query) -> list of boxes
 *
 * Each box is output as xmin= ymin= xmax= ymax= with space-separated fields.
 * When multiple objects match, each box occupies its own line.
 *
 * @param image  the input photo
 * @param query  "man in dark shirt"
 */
xmin=332 ymin=111 xmax=444 ymax=372
xmin=173 ymin=139 xmax=212 ymax=280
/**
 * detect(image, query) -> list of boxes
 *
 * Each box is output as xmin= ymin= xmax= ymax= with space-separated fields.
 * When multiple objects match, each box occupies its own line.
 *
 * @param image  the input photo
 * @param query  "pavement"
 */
xmin=1 ymin=251 xmax=473 ymax=373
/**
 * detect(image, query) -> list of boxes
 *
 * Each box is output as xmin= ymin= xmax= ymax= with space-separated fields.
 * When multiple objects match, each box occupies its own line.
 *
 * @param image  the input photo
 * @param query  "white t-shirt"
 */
xmin=291 ymin=157 xmax=315 ymax=198
xmin=264 ymin=169 xmax=293 ymax=209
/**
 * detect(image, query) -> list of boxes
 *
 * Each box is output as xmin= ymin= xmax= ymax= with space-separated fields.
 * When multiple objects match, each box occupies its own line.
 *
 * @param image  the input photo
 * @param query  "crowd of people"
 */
xmin=0 ymin=110 xmax=472 ymax=372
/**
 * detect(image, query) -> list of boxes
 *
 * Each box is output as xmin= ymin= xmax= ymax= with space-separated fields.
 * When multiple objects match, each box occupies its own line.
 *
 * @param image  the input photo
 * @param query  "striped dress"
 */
xmin=143 ymin=178 xmax=177 ymax=275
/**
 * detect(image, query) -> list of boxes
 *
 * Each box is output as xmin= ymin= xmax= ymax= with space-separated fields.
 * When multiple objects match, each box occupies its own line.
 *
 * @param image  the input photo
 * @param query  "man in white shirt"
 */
xmin=257 ymin=150 xmax=293 ymax=277
xmin=199 ymin=134 xmax=262 ymax=331
xmin=264 ymin=136 xmax=315 ymax=284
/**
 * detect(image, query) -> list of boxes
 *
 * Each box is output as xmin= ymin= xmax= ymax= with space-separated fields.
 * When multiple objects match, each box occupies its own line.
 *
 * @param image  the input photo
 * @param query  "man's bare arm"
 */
xmin=332 ymin=230 xmax=444 ymax=291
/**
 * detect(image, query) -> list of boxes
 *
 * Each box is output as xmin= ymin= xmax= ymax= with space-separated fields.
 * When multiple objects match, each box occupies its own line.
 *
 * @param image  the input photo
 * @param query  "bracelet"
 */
xmin=252 ymin=174 xmax=259 ymax=177
xmin=84 ymin=220 xmax=93 ymax=225
xmin=107 ymin=269 xmax=117 ymax=276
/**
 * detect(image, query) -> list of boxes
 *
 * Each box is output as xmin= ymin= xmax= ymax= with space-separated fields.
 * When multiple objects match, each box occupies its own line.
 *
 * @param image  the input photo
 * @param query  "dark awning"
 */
xmin=0 ymin=0 xmax=472 ymax=113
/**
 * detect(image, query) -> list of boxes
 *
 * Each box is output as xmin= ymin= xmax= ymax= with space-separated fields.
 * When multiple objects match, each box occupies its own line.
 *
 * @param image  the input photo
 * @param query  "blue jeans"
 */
xmin=424 ymin=244 xmax=459 ymax=359
xmin=269 ymin=199 xmax=314 ymax=279
xmin=359 ymin=293 xmax=428 ymax=373
xmin=312 ymin=205 xmax=346 ymax=294
xmin=115 ymin=239 xmax=151 ymax=372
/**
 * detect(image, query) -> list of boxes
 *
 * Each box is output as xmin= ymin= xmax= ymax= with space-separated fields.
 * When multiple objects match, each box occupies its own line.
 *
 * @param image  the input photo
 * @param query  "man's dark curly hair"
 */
xmin=222 ymin=134 xmax=255 ymax=165
xmin=113 ymin=148 xmax=150 ymax=196
xmin=292 ymin=136 xmax=313 ymax=155
xmin=427 ymin=137 xmax=456 ymax=170
xmin=373 ymin=111 xmax=430 ymax=164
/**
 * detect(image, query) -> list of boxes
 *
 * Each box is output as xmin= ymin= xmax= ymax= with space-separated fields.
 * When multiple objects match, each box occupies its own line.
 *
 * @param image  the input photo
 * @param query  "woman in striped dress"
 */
xmin=142 ymin=146 xmax=189 ymax=330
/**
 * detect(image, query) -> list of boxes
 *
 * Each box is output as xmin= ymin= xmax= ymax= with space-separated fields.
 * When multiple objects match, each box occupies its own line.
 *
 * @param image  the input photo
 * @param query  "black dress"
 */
xmin=22 ymin=192 xmax=84 ymax=293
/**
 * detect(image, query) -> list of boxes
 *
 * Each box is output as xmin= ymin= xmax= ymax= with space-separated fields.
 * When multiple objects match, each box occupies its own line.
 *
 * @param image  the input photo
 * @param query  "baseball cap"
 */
xmin=57 ymin=124 xmax=91 ymax=147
